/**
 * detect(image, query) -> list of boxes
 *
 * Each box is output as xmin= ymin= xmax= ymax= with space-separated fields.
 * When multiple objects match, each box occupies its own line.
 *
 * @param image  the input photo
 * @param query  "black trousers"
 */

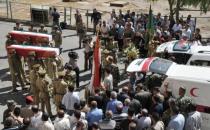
xmin=74 ymin=67 xmax=80 ymax=88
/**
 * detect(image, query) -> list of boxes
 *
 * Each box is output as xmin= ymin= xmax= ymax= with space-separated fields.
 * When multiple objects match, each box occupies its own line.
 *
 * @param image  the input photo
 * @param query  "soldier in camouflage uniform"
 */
xmin=13 ymin=22 xmax=23 ymax=31
xmin=64 ymin=64 xmax=76 ymax=86
xmin=75 ymin=9 xmax=82 ymax=35
xmin=83 ymin=36 xmax=93 ymax=71
xmin=10 ymin=48 xmax=29 ymax=85
xmin=38 ymin=24 xmax=48 ymax=34
xmin=46 ymin=53 xmax=58 ymax=80
xmin=101 ymin=49 xmax=111 ymax=80
xmin=77 ymin=22 xmax=86 ymax=48
xmin=37 ymin=68 xmax=52 ymax=116
xmin=51 ymin=25 xmax=62 ymax=48
xmin=106 ymin=37 xmax=118 ymax=63
xmin=106 ymin=56 xmax=120 ymax=92
xmin=106 ymin=36 xmax=118 ymax=50
xmin=27 ymin=51 xmax=37 ymax=71
xmin=147 ymin=36 xmax=159 ymax=57
xmin=51 ymin=71 xmax=68 ymax=110
xmin=28 ymin=24 xmax=37 ymax=32
xmin=5 ymin=34 xmax=17 ymax=50
xmin=29 ymin=64 xmax=40 ymax=105
xmin=55 ymin=54 xmax=64 ymax=71
xmin=176 ymin=86 xmax=192 ymax=116
xmin=7 ymin=49 xmax=25 ymax=92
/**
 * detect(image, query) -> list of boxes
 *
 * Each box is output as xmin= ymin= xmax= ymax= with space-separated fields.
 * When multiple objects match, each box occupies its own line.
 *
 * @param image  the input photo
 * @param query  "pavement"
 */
xmin=0 ymin=21 xmax=128 ymax=129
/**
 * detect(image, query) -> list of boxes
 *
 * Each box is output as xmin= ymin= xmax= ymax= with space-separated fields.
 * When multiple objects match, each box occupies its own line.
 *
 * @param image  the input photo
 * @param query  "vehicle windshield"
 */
xmin=149 ymin=58 xmax=173 ymax=74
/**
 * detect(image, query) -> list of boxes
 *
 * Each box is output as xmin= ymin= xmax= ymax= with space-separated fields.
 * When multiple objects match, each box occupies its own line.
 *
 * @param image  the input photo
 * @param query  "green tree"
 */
xmin=147 ymin=0 xmax=210 ymax=20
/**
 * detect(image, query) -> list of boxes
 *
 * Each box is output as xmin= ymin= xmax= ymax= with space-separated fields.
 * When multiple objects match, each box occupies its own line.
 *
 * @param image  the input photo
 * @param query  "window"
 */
xmin=149 ymin=58 xmax=173 ymax=74
xmin=190 ymin=60 xmax=210 ymax=67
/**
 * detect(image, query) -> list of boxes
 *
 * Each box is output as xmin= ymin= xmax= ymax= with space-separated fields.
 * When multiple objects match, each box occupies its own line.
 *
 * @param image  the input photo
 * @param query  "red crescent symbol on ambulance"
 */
xmin=190 ymin=88 xmax=198 ymax=97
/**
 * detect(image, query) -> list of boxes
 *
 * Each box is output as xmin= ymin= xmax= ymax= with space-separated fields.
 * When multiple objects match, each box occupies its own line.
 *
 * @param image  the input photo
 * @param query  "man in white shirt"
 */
xmin=172 ymin=20 xmax=182 ymax=32
xmin=136 ymin=109 xmax=151 ymax=130
xmin=101 ymin=20 xmax=110 ymax=45
xmin=185 ymin=102 xmax=202 ymax=130
xmin=167 ymin=105 xmax=185 ymax=130
xmin=54 ymin=110 xmax=71 ymax=130
xmin=182 ymin=24 xmax=192 ymax=40
xmin=62 ymin=85 xmax=80 ymax=115
xmin=186 ymin=15 xmax=195 ymax=32
xmin=71 ymin=110 xmax=88 ymax=130
xmin=38 ymin=113 xmax=54 ymax=130
xmin=102 ymin=67 xmax=113 ymax=91
xmin=30 ymin=105 xmax=43 ymax=129
xmin=107 ymin=14 xmax=115 ymax=28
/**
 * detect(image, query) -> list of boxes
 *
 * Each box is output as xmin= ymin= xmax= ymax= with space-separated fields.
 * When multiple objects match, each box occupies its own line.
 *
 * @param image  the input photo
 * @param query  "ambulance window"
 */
xmin=190 ymin=60 xmax=210 ymax=67
xmin=149 ymin=58 xmax=173 ymax=74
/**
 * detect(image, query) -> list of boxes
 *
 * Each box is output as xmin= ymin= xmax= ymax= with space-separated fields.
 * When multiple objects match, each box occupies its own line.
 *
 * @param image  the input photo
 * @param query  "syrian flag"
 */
xmin=89 ymin=36 xmax=101 ymax=92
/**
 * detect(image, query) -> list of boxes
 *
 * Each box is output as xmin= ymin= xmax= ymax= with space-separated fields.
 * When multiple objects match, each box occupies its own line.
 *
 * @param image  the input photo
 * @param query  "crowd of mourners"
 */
xmin=2 ymin=8 xmax=203 ymax=130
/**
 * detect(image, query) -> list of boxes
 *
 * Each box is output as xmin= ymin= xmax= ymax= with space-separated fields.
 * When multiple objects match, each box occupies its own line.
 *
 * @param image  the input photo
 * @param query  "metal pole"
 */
xmin=30 ymin=4 xmax=32 ymax=22
xmin=64 ymin=7 xmax=66 ymax=23
xmin=9 ymin=1 xmax=12 ymax=19
xmin=86 ymin=10 xmax=88 ymax=30
xmin=42 ymin=5 xmax=44 ymax=24
xmin=6 ymin=0 xmax=9 ymax=18
xmin=70 ymin=7 xmax=72 ymax=26
xmin=195 ymin=17 xmax=197 ymax=30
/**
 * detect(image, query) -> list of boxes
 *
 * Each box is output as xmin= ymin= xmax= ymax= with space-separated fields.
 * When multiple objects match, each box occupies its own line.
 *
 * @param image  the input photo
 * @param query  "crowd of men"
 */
xmin=2 ymin=8 xmax=204 ymax=130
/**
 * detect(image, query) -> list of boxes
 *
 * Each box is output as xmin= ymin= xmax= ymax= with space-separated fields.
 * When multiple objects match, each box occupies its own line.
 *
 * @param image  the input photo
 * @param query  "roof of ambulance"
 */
xmin=166 ymin=64 xmax=210 ymax=81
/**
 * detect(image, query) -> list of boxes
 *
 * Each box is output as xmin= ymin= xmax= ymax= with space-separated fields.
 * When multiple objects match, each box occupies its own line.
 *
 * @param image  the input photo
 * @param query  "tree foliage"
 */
xmin=147 ymin=0 xmax=210 ymax=19
xmin=181 ymin=0 xmax=210 ymax=13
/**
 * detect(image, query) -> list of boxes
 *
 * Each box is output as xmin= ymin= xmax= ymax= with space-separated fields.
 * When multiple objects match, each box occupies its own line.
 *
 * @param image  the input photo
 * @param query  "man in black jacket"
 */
xmin=91 ymin=8 xmax=101 ymax=35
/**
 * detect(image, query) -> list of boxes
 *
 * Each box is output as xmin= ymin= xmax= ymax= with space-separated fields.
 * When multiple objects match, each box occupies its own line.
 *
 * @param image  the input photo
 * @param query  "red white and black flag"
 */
xmin=89 ymin=36 xmax=101 ymax=92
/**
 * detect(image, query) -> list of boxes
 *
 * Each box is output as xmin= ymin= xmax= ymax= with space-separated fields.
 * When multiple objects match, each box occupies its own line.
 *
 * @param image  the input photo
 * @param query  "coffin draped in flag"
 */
xmin=126 ymin=57 xmax=156 ymax=72
xmin=7 ymin=45 xmax=59 ymax=58
xmin=9 ymin=31 xmax=52 ymax=44
xmin=156 ymin=40 xmax=202 ymax=54
xmin=89 ymin=36 xmax=101 ymax=91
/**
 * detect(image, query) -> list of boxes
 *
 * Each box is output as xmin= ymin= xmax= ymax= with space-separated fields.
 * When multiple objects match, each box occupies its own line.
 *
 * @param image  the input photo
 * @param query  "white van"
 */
xmin=160 ymin=76 xmax=210 ymax=129
xmin=187 ymin=52 xmax=210 ymax=67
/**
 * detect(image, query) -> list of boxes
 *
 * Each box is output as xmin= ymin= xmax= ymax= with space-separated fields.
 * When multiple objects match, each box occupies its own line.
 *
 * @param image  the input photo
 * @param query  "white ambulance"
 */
xmin=160 ymin=70 xmax=210 ymax=129
xmin=127 ymin=57 xmax=210 ymax=129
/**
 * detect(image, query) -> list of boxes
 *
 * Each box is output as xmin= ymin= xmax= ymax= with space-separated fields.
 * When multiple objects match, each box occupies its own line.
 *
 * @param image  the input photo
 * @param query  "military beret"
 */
xmin=38 ymin=69 xmax=46 ymax=75
xmin=25 ymin=96 xmax=33 ymax=103
xmin=32 ymin=64 xmax=40 ymax=68
xmin=102 ymin=49 xmax=110 ymax=54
